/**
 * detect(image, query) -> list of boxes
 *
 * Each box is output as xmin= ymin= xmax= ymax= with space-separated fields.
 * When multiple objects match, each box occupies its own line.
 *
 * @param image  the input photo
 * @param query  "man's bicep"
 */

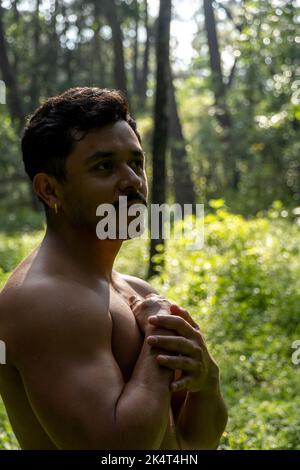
xmin=14 ymin=288 xmax=126 ymax=450
xmin=19 ymin=343 xmax=125 ymax=449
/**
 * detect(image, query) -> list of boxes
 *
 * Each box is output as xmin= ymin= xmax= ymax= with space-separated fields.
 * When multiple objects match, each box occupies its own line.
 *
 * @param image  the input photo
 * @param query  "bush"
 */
xmin=149 ymin=202 xmax=300 ymax=449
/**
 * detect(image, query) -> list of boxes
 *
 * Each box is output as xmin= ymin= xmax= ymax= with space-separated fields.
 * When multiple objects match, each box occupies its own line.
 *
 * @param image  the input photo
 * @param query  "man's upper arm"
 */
xmin=12 ymin=282 xmax=126 ymax=449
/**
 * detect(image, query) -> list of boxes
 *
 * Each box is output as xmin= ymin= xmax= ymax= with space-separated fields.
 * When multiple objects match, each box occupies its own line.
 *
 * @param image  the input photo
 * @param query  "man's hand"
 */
xmin=129 ymin=293 xmax=172 ymax=334
xmin=129 ymin=294 xmax=220 ymax=394
xmin=147 ymin=304 xmax=220 ymax=394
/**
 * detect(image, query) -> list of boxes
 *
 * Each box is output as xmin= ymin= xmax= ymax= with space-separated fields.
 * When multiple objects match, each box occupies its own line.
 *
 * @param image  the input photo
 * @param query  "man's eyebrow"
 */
xmin=85 ymin=149 xmax=146 ymax=165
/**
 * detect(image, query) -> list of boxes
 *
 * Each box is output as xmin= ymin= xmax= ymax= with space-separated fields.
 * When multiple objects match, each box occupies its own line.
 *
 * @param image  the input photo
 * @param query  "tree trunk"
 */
xmin=43 ymin=0 xmax=58 ymax=96
xmin=203 ymin=0 xmax=225 ymax=105
xmin=139 ymin=0 xmax=150 ymax=106
xmin=203 ymin=0 xmax=239 ymax=190
xmin=168 ymin=62 xmax=196 ymax=211
xmin=104 ymin=0 xmax=128 ymax=96
xmin=148 ymin=0 xmax=172 ymax=279
xmin=0 ymin=4 xmax=40 ymax=211
xmin=29 ymin=0 xmax=41 ymax=110
xmin=0 ymin=4 xmax=25 ymax=129
xmin=61 ymin=1 xmax=73 ymax=89
xmin=132 ymin=0 xmax=139 ymax=93
xmin=91 ymin=0 xmax=106 ymax=87
xmin=12 ymin=0 xmax=20 ymax=76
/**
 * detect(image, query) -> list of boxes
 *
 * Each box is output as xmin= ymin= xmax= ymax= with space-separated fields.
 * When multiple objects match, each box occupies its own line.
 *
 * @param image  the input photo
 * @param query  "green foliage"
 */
xmin=0 ymin=205 xmax=45 ymax=234
xmin=1 ymin=206 xmax=300 ymax=449
xmin=186 ymin=0 xmax=300 ymax=211
xmin=0 ymin=230 xmax=43 ymax=274
xmin=1 ymin=0 xmax=299 ymax=214
xmin=0 ymin=403 xmax=19 ymax=450
xmin=149 ymin=204 xmax=300 ymax=449
xmin=115 ymin=237 xmax=149 ymax=279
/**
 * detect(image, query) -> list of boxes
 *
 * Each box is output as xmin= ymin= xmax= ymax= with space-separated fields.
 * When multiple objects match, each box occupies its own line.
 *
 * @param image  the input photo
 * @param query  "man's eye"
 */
xmin=95 ymin=161 xmax=114 ymax=171
xmin=131 ymin=159 xmax=144 ymax=170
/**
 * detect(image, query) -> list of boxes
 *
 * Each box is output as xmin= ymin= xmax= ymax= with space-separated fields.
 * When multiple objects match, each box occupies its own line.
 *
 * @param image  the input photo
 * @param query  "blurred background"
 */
xmin=0 ymin=0 xmax=300 ymax=449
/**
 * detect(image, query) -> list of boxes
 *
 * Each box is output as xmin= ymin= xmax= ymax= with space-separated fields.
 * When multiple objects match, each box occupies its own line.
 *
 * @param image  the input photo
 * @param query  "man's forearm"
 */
xmin=114 ymin=325 xmax=174 ymax=449
xmin=175 ymin=383 xmax=228 ymax=450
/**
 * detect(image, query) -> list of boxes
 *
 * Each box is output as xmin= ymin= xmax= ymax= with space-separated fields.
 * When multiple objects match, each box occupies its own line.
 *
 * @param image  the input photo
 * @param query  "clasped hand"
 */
xmin=129 ymin=294 xmax=219 ymax=394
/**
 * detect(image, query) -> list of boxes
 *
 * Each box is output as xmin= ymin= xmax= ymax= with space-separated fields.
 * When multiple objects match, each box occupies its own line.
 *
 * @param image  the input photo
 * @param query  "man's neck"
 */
xmin=43 ymin=223 xmax=123 ymax=283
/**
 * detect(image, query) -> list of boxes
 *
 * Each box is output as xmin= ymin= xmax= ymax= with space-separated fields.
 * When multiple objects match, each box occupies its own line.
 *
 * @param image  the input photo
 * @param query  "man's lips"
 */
xmin=127 ymin=199 xmax=145 ymax=207
xmin=113 ymin=197 xmax=147 ymax=209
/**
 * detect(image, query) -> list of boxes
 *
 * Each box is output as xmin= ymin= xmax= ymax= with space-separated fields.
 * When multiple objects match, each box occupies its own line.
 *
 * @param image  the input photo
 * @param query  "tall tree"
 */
xmin=203 ymin=0 xmax=226 ymax=109
xmin=60 ymin=1 xmax=74 ymax=90
xmin=168 ymin=62 xmax=196 ymax=211
xmin=29 ymin=0 xmax=41 ymax=110
xmin=148 ymin=0 xmax=172 ymax=279
xmin=138 ymin=0 xmax=150 ymax=106
xmin=0 ymin=4 xmax=41 ymax=210
xmin=44 ymin=0 xmax=58 ymax=96
xmin=104 ymin=0 xmax=128 ymax=95
xmin=132 ymin=0 xmax=140 ymax=93
xmin=11 ymin=0 xmax=20 ymax=77
xmin=91 ymin=0 xmax=106 ymax=87
xmin=0 ymin=3 xmax=25 ymax=129
xmin=203 ymin=0 xmax=240 ymax=189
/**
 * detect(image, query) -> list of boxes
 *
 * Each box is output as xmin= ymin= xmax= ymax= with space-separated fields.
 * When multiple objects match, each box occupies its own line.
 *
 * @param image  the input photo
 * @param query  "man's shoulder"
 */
xmin=119 ymin=273 xmax=159 ymax=297
xmin=1 ymin=275 xmax=106 ymax=314
xmin=0 ymin=276 xmax=110 ymax=355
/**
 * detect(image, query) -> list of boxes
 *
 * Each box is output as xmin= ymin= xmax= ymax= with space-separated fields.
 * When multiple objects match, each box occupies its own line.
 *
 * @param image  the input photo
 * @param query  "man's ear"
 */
xmin=32 ymin=173 xmax=61 ymax=210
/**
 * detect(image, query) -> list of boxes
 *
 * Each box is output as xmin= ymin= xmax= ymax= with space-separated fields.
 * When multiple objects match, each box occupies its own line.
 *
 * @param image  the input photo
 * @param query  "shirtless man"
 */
xmin=0 ymin=87 xmax=227 ymax=450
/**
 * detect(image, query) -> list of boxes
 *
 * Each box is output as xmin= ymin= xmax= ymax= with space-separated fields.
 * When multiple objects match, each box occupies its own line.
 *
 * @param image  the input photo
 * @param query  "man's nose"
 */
xmin=118 ymin=163 xmax=143 ymax=191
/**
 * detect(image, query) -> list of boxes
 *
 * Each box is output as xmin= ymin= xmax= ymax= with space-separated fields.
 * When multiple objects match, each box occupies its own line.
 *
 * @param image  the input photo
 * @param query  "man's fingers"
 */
xmin=156 ymin=354 xmax=198 ymax=371
xmin=147 ymin=335 xmax=202 ymax=358
xmin=128 ymin=295 xmax=142 ymax=310
xmin=170 ymin=377 xmax=193 ymax=392
xmin=148 ymin=314 xmax=193 ymax=338
xmin=170 ymin=304 xmax=200 ymax=330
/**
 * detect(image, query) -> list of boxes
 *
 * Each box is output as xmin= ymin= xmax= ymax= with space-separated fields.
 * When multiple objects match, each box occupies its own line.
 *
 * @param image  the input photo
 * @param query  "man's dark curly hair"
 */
xmin=21 ymin=87 xmax=141 ymax=183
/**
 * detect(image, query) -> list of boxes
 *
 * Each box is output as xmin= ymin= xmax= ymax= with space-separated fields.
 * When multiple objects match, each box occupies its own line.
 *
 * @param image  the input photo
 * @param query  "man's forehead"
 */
xmin=68 ymin=121 xmax=142 ymax=165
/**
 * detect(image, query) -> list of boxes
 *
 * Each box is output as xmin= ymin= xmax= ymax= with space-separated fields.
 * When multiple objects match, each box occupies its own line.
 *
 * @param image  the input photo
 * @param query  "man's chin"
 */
xmin=95 ymin=220 xmax=145 ymax=241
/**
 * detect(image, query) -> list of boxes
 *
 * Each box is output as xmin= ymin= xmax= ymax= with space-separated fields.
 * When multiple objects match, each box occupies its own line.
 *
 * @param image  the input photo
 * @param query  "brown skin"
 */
xmin=0 ymin=121 xmax=227 ymax=449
